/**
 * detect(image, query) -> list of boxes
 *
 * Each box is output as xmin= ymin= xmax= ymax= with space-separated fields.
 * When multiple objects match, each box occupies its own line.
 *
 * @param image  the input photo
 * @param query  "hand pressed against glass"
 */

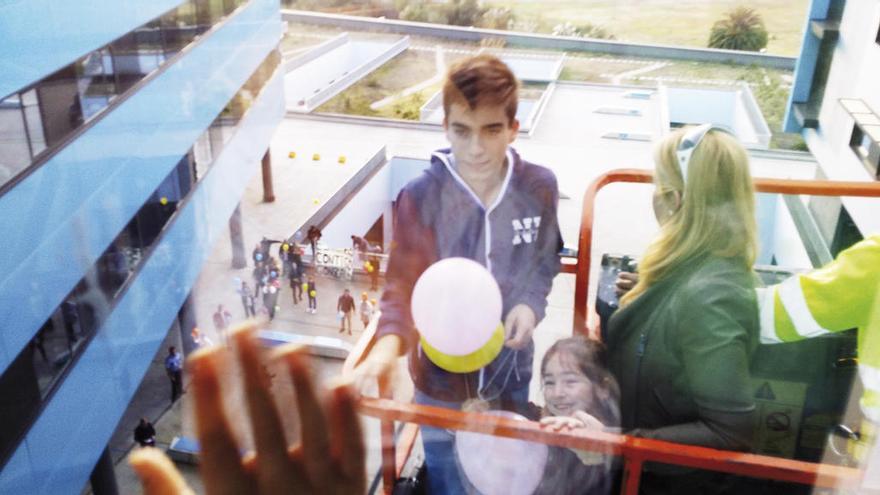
xmin=130 ymin=322 xmax=365 ymax=495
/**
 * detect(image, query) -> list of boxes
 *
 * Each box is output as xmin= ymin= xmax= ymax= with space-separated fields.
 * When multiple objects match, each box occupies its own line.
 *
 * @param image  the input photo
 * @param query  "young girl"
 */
xmin=533 ymin=336 xmax=620 ymax=495
xmin=359 ymin=292 xmax=373 ymax=329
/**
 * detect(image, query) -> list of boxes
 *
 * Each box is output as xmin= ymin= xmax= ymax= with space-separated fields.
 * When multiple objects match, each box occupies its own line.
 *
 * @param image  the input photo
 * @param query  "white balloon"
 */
xmin=411 ymin=257 xmax=502 ymax=356
xmin=455 ymin=411 xmax=548 ymax=495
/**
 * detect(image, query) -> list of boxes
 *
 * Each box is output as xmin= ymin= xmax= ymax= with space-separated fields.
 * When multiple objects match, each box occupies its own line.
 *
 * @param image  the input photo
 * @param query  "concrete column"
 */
xmin=89 ymin=447 xmax=118 ymax=495
xmin=177 ymin=293 xmax=198 ymax=357
xmin=229 ymin=202 xmax=247 ymax=269
xmin=382 ymin=203 xmax=394 ymax=252
xmin=261 ymin=150 xmax=275 ymax=203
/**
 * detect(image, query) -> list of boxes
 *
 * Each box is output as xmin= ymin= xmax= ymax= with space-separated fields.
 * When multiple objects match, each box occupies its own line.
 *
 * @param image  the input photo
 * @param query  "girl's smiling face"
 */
xmin=541 ymin=352 xmax=594 ymax=417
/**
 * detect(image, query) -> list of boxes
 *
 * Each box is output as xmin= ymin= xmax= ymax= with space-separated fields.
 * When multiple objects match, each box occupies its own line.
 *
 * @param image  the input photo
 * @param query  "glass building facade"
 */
xmin=0 ymin=0 xmax=284 ymax=492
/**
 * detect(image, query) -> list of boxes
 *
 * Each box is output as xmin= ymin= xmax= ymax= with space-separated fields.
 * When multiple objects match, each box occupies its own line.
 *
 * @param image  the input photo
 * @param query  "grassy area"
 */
xmin=374 ymin=84 xmax=440 ymax=120
xmin=295 ymin=23 xmax=805 ymax=148
xmin=735 ymin=66 xmax=806 ymax=150
xmin=559 ymin=55 xmax=649 ymax=83
xmin=316 ymin=50 xmax=439 ymax=117
xmin=280 ymin=33 xmax=329 ymax=53
xmin=484 ymin=0 xmax=809 ymax=56
xmin=648 ymin=60 xmax=790 ymax=82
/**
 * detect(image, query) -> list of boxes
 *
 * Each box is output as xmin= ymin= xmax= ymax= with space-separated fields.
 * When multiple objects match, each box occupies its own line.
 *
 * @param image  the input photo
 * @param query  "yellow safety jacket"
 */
xmin=757 ymin=234 xmax=880 ymax=423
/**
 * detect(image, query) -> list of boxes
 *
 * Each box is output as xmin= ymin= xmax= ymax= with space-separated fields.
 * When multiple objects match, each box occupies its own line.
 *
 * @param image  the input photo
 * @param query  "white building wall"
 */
xmin=666 ymin=87 xmax=736 ymax=127
xmin=806 ymin=2 xmax=880 ymax=235
xmin=731 ymin=94 xmax=760 ymax=145
xmin=321 ymin=164 xmax=392 ymax=248
xmin=772 ymin=194 xmax=814 ymax=269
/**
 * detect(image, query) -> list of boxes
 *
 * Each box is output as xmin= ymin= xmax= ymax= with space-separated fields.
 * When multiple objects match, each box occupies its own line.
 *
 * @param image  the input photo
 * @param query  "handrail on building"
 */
xmin=345 ymin=169 xmax=880 ymax=494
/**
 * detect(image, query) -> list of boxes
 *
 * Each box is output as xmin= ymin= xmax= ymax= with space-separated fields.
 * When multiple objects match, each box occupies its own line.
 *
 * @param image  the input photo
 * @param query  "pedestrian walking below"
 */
xmin=164 ymin=346 xmax=183 ymax=403
xmin=289 ymin=260 xmax=303 ymax=305
xmin=306 ymin=276 xmax=317 ymax=314
xmin=212 ymin=304 xmax=232 ymax=341
xmin=367 ymin=245 xmax=382 ymax=291
xmin=359 ymin=292 xmax=373 ymax=329
xmin=134 ymin=418 xmax=156 ymax=447
xmin=264 ymin=278 xmax=281 ymax=320
xmin=337 ymin=288 xmax=355 ymax=335
xmin=307 ymin=225 xmax=322 ymax=259
xmin=252 ymin=243 xmax=263 ymax=265
xmin=238 ymin=281 xmax=255 ymax=317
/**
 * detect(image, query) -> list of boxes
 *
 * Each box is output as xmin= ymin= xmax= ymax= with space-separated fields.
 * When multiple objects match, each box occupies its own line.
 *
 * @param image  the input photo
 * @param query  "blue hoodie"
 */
xmin=376 ymin=147 xmax=563 ymax=402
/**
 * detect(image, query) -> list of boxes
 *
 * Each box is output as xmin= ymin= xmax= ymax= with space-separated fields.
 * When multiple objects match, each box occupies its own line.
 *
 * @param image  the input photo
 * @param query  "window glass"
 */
xmin=0 ymin=46 xmax=290 ymax=470
xmin=34 ymin=64 xmax=82 ymax=148
xmin=0 ymin=0 xmax=247 ymax=195
xmin=853 ymin=127 xmax=872 ymax=160
xmin=75 ymin=48 xmax=120 ymax=120
xmin=0 ymin=94 xmax=32 ymax=182
xmin=850 ymin=124 xmax=880 ymax=177
xmin=110 ymin=26 xmax=161 ymax=94
xmin=21 ymin=89 xmax=46 ymax=158
xmin=160 ymin=4 xmax=200 ymax=56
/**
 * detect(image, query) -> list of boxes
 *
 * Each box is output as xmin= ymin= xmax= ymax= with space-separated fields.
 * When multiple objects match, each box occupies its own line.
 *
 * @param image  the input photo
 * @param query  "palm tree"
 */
xmin=708 ymin=7 xmax=769 ymax=52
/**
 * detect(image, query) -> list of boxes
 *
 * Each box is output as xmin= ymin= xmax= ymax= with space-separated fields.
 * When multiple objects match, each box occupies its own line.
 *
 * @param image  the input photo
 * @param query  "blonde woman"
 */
xmin=606 ymin=126 xmax=759 ymax=493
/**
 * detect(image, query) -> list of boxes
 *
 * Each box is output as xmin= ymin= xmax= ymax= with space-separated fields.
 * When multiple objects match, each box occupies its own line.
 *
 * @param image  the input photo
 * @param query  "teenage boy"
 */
xmin=352 ymin=54 xmax=562 ymax=493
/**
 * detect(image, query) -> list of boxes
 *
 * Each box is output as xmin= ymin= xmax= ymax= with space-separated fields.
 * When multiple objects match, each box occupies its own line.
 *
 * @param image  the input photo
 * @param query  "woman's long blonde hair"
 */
xmin=620 ymin=128 xmax=757 ymax=306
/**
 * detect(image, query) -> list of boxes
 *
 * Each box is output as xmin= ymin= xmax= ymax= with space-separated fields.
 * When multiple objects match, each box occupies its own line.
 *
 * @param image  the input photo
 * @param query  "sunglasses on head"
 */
xmin=675 ymin=124 xmax=736 ymax=186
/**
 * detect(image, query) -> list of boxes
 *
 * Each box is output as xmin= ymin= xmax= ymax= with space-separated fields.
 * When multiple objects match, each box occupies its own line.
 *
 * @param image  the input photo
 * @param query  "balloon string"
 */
xmin=477 ymin=350 xmax=519 ymax=402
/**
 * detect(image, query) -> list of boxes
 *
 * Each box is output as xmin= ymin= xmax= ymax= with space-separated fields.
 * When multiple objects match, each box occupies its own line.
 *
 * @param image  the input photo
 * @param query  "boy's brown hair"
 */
xmin=442 ymin=54 xmax=519 ymax=124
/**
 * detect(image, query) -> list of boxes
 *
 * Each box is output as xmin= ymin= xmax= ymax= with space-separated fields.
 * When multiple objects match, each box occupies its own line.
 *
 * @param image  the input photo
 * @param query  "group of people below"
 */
xmin=336 ymin=288 xmax=377 ymax=335
xmin=239 ymin=239 xmax=318 ymax=318
xmin=130 ymin=54 xmax=879 ymax=495
xmin=238 ymin=234 xmax=383 ymax=326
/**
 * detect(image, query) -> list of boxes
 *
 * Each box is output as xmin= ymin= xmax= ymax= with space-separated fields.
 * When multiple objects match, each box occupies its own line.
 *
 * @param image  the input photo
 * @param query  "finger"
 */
xmin=539 ymin=417 xmax=561 ymax=429
xmin=351 ymin=363 xmax=375 ymax=398
xmin=574 ymin=411 xmax=603 ymax=429
xmin=503 ymin=313 xmax=518 ymax=340
xmin=504 ymin=315 xmax=521 ymax=345
xmin=506 ymin=326 xmax=529 ymax=350
xmin=189 ymin=347 xmax=254 ymax=495
xmin=233 ymin=326 xmax=299 ymax=491
xmin=353 ymin=360 xmax=384 ymax=398
xmin=327 ymin=381 xmax=366 ymax=493
xmin=280 ymin=345 xmax=332 ymax=483
xmin=129 ymin=448 xmax=195 ymax=495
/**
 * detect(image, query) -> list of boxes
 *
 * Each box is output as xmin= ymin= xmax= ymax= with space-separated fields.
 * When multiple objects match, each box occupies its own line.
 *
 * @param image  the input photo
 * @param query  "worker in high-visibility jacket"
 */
xmin=757 ymin=234 xmax=880 ymax=474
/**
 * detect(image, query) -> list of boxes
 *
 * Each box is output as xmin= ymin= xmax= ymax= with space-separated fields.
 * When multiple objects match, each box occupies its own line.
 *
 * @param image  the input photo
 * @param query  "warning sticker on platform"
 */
xmin=751 ymin=378 xmax=807 ymax=458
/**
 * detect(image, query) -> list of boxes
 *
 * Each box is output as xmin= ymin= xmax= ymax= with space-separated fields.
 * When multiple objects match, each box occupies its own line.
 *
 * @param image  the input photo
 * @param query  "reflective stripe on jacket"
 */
xmin=757 ymin=235 xmax=880 ymax=422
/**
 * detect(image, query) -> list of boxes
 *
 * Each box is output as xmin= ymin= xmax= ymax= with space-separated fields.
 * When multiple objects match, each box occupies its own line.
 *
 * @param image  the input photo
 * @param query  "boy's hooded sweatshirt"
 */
xmin=376 ymin=147 xmax=563 ymax=402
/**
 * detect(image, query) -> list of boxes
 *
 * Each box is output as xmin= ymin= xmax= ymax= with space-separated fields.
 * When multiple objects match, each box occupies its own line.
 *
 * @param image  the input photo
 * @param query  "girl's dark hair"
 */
xmin=541 ymin=336 xmax=620 ymax=426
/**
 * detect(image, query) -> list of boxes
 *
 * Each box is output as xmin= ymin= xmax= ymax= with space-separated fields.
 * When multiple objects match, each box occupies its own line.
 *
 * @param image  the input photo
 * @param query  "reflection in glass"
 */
xmin=34 ymin=65 xmax=82 ymax=149
xmin=110 ymin=24 xmax=165 ymax=94
xmin=160 ymin=4 xmax=200 ymax=56
xmin=0 ymin=44 xmax=276 ymax=466
xmin=22 ymin=89 xmax=46 ymax=157
xmin=0 ymin=94 xmax=31 ymax=182
xmin=76 ymin=48 xmax=119 ymax=120
xmin=0 ymin=0 xmax=252 ymax=194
